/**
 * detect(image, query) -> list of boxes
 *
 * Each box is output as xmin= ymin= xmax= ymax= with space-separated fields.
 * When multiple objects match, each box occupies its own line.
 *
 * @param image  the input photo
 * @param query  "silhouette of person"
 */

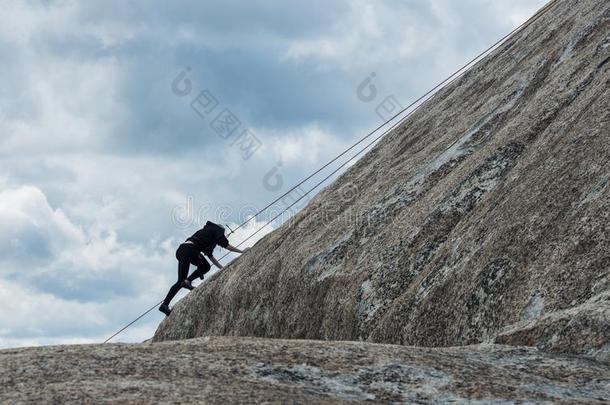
xmin=159 ymin=221 xmax=244 ymax=316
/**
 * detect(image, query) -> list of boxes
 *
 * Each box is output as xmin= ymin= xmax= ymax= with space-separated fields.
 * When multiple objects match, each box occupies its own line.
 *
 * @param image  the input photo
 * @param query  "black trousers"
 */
xmin=162 ymin=243 xmax=211 ymax=306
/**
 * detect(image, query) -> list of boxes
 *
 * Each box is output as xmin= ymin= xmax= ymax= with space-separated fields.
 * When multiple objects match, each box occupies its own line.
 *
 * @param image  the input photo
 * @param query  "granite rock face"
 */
xmin=2 ymin=337 xmax=609 ymax=404
xmin=154 ymin=0 xmax=610 ymax=362
xmin=495 ymin=290 xmax=610 ymax=363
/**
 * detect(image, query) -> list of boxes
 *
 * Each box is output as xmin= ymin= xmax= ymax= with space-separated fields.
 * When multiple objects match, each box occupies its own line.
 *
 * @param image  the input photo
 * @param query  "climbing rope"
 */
xmin=103 ymin=0 xmax=561 ymax=344
xmin=223 ymin=0 xmax=561 ymax=237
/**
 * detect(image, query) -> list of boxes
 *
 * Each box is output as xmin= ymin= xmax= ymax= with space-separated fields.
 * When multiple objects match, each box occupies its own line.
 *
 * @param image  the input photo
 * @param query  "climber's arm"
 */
xmin=225 ymin=244 xmax=244 ymax=254
xmin=208 ymin=255 xmax=224 ymax=270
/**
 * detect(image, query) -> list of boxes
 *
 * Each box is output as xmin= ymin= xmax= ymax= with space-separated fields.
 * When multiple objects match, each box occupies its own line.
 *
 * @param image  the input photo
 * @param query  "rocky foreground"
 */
xmin=1 ymin=336 xmax=608 ymax=404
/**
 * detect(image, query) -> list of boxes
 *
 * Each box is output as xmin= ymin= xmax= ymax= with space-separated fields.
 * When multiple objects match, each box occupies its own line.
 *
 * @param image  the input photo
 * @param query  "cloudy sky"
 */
xmin=0 ymin=0 xmax=547 ymax=348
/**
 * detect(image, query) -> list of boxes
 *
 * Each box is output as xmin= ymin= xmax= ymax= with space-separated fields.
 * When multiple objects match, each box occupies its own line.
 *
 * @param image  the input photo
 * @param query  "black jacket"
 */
xmin=186 ymin=221 xmax=229 ymax=257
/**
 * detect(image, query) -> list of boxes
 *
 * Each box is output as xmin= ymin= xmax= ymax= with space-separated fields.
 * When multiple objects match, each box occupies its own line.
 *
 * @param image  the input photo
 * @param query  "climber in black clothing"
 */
xmin=159 ymin=221 xmax=244 ymax=316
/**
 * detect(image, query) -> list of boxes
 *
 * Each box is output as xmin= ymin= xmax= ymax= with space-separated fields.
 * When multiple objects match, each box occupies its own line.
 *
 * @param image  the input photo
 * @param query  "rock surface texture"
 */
xmin=154 ymin=0 xmax=610 ymax=366
xmin=2 ymin=337 xmax=609 ymax=403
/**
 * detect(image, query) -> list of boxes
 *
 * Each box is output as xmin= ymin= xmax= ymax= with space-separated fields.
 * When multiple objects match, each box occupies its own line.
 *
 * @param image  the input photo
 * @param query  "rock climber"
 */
xmin=159 ymin=221 xmax=245 ymax=316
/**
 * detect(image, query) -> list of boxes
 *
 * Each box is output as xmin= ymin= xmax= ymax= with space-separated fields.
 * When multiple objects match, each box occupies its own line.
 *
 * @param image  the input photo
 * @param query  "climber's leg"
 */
xmin=162 ymin=260 xmax=189 ymax=308
xmin=187 ymin=254 xmax=211 ymax=282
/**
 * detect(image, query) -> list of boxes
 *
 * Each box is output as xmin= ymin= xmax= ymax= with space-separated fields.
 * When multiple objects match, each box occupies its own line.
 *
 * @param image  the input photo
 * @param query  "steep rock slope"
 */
xmin=155 ymin=0 xmax=610 ymax=360
xmin=2 ymin=337 xmax=609 ymax=403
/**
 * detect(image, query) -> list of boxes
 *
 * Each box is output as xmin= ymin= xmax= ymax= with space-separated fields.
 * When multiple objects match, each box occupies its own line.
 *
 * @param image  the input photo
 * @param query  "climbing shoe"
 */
xmin=159 ymin=303 xmax=171 ymax=316
xmin=182 ymin=280 xmax=194 ymax=290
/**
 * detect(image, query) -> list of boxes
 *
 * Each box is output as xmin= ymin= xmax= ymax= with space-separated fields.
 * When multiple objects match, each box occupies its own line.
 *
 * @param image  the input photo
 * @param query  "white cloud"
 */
xmin=0 ymin=279 xmax=103 ymax=346
xmin=0 ymin=1 xmax=127 ymax=155
xmin=263 ymin=124 xmax=349 ymax=165
xmin=281 ymin=0 xmax=548 ymax=71
xmin=0 ymin=186 xmax=84 ymax=262
xmin=282 ymin=0 xmax=438 ymax=70
xmin=1 ymin=57 xmax=124 ymax=154
xmin=0 ymin=185 xmax=174 ymax=346
xmin=0 ymin=276 xmax=158 ymax=348
xmin=228 ymin=217 xmax=274 ymax=249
